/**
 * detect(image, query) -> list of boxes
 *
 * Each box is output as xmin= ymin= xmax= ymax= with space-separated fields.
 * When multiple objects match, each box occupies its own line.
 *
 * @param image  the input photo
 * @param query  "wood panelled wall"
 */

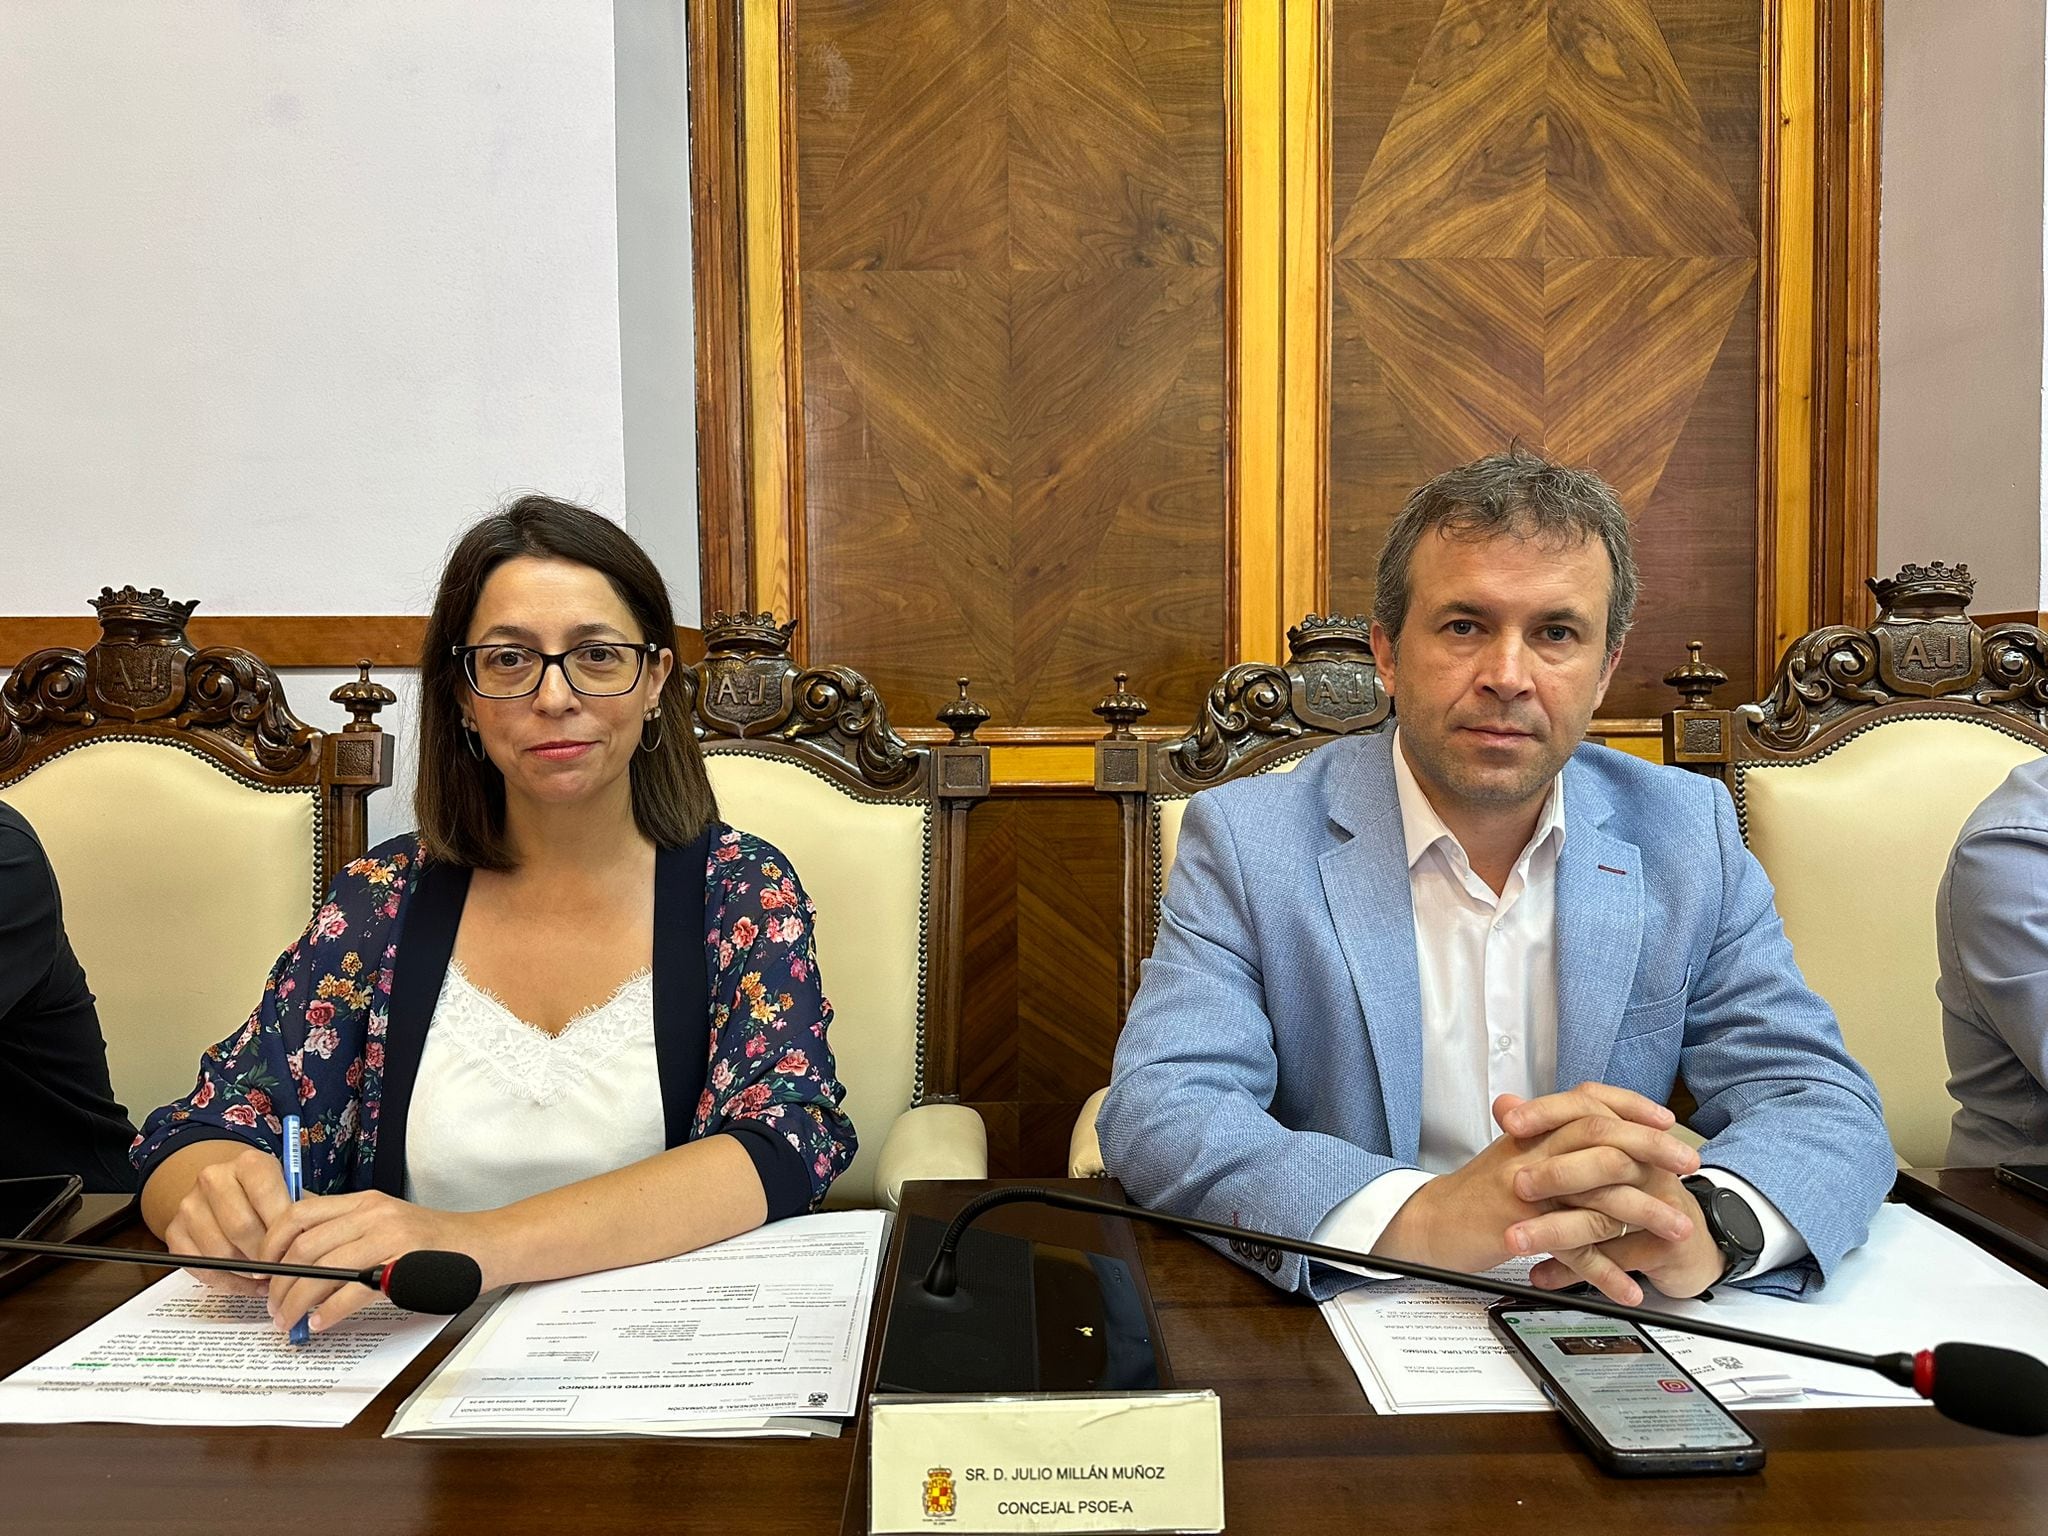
xmin=793 ymin=1 xmax=1229 ymax=735
xmin=959 ymin=795 xmax=1126 ymax=1179
xmin=693 ymin=0 xmax=1880 ymax=1174
xmin=1326 ymin=0 xmax=1763 ymax=717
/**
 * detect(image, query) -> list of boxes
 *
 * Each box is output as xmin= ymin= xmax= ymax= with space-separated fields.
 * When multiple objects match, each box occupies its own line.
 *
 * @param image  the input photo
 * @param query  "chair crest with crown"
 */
xmin=0 ymin=587 xmax=394 ymax=1121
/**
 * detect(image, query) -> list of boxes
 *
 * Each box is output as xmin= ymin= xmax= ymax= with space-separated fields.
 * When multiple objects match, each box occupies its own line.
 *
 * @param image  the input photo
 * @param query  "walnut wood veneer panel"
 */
xmin=959 ymin=794 xmax=1122 ymax=1177
xmin=795 ymin=0 xmax=1227 ymax=732
xmin=1327 ymin=0 xmax=1762 ymax=713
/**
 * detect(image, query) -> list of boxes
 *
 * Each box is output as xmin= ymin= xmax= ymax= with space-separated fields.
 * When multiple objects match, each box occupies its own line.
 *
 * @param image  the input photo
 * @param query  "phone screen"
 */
xmin=1494 ymin=1307 xmax=1754 ymax=1453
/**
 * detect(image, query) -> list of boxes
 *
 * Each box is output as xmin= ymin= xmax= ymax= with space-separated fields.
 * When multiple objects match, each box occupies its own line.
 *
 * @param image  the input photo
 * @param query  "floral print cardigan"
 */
xmin=132 ymin=825 xmax=857 ymax=1219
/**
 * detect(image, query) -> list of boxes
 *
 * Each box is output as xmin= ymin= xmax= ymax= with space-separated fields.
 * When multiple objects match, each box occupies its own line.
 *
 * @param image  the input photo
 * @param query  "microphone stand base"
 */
xmin=875 ymin=1216 xmax=1161 ymax=1396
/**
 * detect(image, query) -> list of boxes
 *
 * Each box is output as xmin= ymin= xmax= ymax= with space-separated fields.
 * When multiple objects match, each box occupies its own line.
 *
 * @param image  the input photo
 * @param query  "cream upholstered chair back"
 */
xmin=0 ymin=588 xmax=394 ymax=1124
xmin=4 ymin=744 xmax=318 ymax=1123
xmin=686 ymin=613 xmax=992 ymax=1208
xmin=1072 ymin=617 xmax=1393 ymax=1175
xmin=1741 ymin=721 xmax=2035 ymax=1165
xmin=1664 ymin=563 xmax=2048 ymax=1167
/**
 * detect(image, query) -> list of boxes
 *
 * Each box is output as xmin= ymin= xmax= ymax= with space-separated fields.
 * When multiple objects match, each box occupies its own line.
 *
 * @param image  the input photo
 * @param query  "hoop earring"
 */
xmin=640 ymin=708 xmax=663 ymax=753
xmin=462 ymin=723 xmax=486 ymax=760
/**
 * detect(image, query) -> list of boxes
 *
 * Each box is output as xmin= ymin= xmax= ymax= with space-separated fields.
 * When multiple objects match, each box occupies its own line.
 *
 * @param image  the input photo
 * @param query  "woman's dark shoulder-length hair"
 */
xmin=416 ymin=494 xmax=718 ymax=869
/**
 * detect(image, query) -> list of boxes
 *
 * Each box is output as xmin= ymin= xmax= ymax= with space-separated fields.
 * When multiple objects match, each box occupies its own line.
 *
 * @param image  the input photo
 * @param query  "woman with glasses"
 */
xmin=132 ymin=496 xmax=855 ymax=1335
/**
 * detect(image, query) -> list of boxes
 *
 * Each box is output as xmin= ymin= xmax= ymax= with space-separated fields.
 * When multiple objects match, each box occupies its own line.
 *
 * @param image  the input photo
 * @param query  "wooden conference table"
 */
xmin=0 ymin=1174 xmax=2043 ymax=1535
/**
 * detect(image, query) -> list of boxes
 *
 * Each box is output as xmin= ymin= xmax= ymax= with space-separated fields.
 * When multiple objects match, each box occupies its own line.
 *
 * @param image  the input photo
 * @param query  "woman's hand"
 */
xmin=259 ymin=1190 xmax=488 ymax=1335
xmin=161 ymin=1145 xmax=295 ymax=1296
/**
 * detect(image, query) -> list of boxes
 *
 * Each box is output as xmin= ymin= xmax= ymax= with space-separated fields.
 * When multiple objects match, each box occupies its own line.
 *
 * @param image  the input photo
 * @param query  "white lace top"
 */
xmin=402 ymin=960 xmax=666 ymax=1213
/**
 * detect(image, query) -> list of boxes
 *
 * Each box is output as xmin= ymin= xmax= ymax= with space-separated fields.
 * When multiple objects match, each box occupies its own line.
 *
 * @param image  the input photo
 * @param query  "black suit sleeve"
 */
xmin=0 ymin=817 xmax=59 ymax=1020
xmin=0 ymin=809 xmax=139 ymax=1192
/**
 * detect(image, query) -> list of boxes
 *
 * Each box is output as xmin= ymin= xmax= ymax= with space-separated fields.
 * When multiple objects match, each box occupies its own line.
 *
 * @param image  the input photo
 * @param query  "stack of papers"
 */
xmin=0 ymin=1274 xmax=449 ymax=1427
xmin=1324 ymin=1255 xmax=1552 ymax=1414
xmin=1321 ymin=1204 xmax=2048 ymax=1415
xmin=385 ymin=1208 xmax=889 ymax=1438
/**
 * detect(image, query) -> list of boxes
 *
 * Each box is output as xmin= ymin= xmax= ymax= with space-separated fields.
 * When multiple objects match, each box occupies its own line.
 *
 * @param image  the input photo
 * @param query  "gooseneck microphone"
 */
xmin=0 ymin=1236 xmax=484 ymax=1316
xmin=922 ymin=1186 xmax=2048 ymax=1437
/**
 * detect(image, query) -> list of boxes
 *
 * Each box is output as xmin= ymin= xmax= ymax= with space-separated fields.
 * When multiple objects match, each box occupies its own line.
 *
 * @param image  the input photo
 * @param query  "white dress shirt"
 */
xmin=404 ymin=961 xmax=666 ymax=1213
xmin=1311 ymin=730 xmax=1805 ymax=1280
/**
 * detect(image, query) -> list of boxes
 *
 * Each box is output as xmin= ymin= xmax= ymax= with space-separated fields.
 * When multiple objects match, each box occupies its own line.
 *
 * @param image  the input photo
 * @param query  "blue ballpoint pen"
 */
xmin=281 ymin=1113 xmax=310 ymax=1345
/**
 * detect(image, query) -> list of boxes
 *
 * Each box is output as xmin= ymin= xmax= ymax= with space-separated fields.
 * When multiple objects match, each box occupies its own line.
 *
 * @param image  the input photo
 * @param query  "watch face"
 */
xmin=1685 ymin=1176 xmax=1765 ymax=1265
xmin=1712 ymin=1188 xmax=1765 ymax=1255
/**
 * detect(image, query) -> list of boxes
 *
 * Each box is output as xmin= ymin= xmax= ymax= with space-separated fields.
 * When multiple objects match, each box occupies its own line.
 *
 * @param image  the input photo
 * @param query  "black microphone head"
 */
xmin=1929 ymin=1343 xmax=2048 ymax=1436
xmin=379 ymin=1250 xmax=484 ymax=1315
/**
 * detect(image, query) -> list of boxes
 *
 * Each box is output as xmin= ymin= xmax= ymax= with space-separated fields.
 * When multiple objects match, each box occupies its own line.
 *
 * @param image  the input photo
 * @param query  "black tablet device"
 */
xmin=1995 ymin=1162 xmax=2048 ymax=1205
xmin=0 ymin=1173 xmax=84 ymax=1243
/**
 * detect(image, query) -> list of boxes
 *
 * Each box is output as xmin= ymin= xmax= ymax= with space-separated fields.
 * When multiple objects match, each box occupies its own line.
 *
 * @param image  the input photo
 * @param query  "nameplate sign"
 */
xmin=869 ymin=1391 xmax=1223 ymax=1534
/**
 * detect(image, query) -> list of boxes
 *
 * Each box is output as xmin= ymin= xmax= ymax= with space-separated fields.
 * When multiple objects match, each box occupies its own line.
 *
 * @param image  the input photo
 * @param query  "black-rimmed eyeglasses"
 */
xmin=453 ymin=641 xmax=661 ymax=699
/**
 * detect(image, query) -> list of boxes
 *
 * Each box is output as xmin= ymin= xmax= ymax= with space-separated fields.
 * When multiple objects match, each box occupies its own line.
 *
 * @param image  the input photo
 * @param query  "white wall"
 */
xmin=1878 ymin=0 xmax=2048 ymax=612
xmin=0 ymin=0 xmax=700 ymax=625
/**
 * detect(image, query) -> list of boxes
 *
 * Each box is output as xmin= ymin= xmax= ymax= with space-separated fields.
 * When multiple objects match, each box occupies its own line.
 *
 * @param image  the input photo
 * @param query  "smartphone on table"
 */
xmin=1487 ymin=1298 xmax=1764 ymax=1476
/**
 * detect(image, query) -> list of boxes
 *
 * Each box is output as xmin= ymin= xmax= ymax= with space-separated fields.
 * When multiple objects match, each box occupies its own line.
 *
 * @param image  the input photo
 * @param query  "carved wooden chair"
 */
xmin=0 ymin=588 xmax=394 ymax=1123
xmin=1663 ymin=563 xmax=2048 ymax=1166
xmin=685 ymin=612 xmax=994 ymax=1209
xmin=1069 ymin=616 xmax=1393 ymax=1175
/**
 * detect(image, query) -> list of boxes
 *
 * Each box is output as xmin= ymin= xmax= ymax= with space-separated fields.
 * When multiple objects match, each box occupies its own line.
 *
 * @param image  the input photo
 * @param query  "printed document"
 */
xmin=1321 ymin=1204 xmax=2048 ymax=1414
xmin=386 ymin=1208 xmax=889 ymax=1438
xmin=0 ymin=1272 xmax=450 ymax=1427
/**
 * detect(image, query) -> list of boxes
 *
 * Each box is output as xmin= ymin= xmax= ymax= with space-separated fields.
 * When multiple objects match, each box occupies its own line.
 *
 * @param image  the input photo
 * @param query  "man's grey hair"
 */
xmin=1372 ymin=446 xmax=1639 ymax=653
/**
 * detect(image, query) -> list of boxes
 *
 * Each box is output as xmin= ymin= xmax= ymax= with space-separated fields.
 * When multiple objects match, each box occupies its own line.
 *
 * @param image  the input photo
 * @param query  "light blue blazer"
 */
xmin=1098 ymin=730 xmax=1893 ymax=1301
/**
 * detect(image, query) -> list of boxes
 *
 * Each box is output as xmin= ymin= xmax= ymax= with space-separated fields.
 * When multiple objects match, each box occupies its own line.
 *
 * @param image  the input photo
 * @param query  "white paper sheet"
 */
xmin=385 ymin=1208 xmax=889 ymax=1438
xmin=1323 ymin=1257 xmax=1552 ymax=1413
xmin=1320 ymin=1204 xmax=2048 ymax=1416
xmin=0 ymin=1272 xmax=451 ymax=1427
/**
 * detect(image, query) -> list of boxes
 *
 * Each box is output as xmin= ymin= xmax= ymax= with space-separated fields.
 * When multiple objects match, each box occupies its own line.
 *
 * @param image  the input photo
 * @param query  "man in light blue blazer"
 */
xmin=1099 ymin=449 xmax=1892 ymax=1304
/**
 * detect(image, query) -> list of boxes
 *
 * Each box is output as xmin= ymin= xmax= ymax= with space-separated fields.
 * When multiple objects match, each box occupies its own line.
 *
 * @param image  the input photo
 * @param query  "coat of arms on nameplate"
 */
xmin=1868 ymin=562 xmax=1981 ymax=697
